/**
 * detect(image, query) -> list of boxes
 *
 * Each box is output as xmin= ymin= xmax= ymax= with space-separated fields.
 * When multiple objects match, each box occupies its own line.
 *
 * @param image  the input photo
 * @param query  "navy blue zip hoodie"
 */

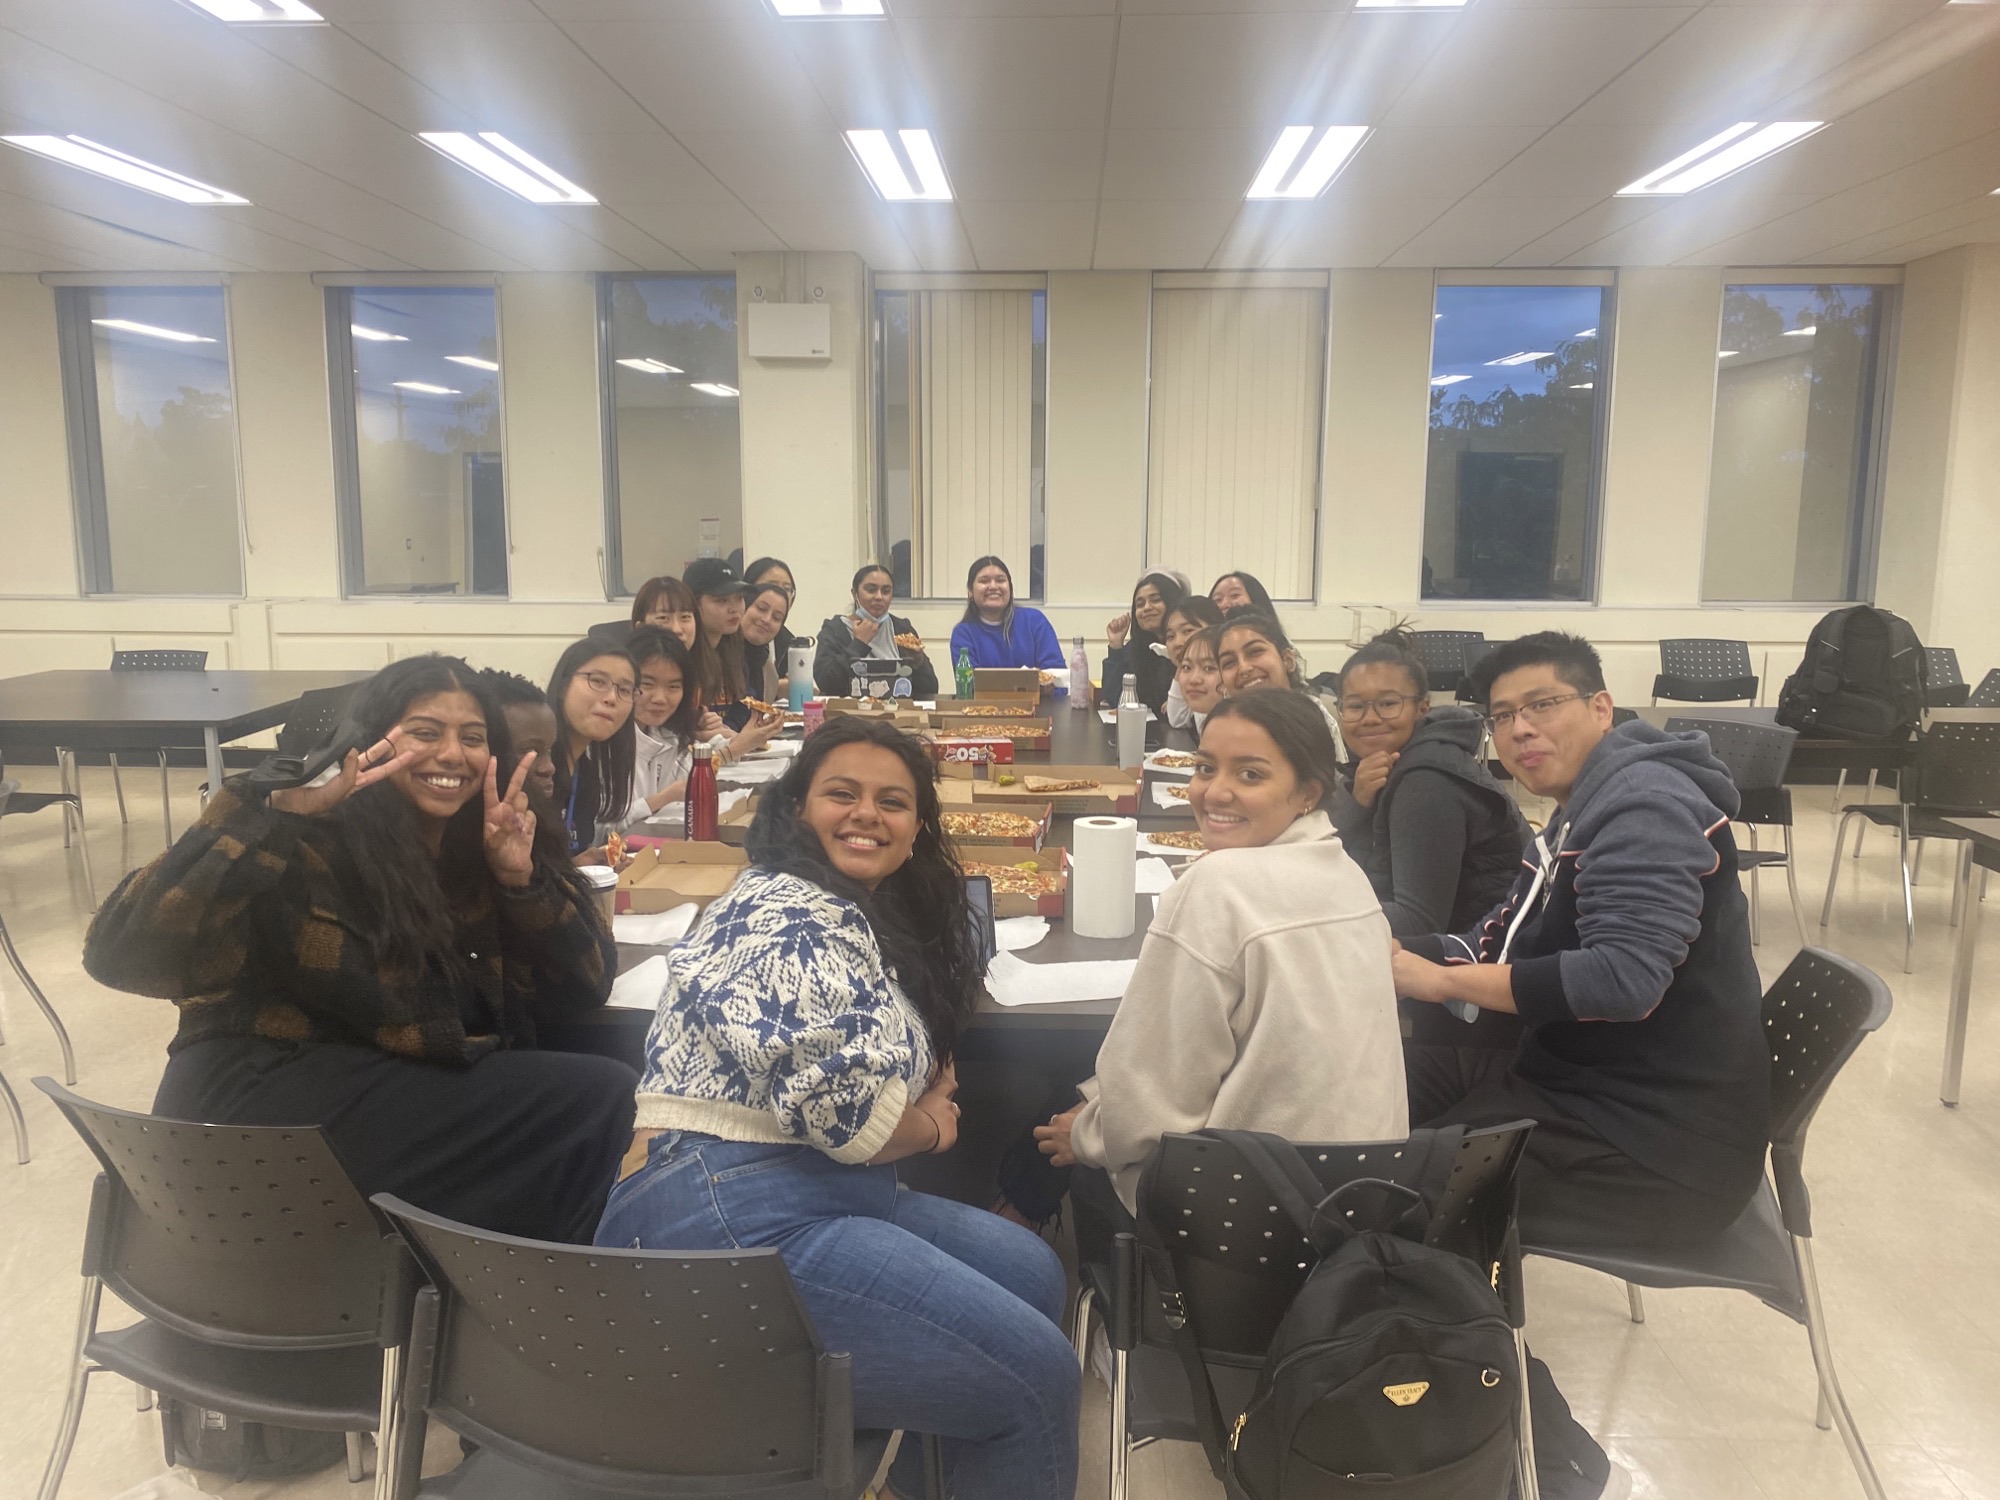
xmin=1404 ymin=720 xmax=1771 ymax=1200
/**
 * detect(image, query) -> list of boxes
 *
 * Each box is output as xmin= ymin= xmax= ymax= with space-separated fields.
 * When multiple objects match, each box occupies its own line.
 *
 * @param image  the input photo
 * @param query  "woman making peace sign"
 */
xmin=83 ymin=655 xmax=638 ymax=1245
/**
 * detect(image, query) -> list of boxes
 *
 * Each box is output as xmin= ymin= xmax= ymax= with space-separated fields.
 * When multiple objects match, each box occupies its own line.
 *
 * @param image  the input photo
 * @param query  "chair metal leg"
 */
xmin=0 ymin=913 xmax=78 ymax=1086
xmin=1513 ymin=1328 xmax=1541 ymax=1500
xmin=345 ymin=1430 xmax=366 ymax=1484
xmin=1747 ymin=826 xmax=1762 ymax=947
xmin=1625 ymin=1283 xmax=1646 ymax=1324
xmin=63 ymin=798 xmax=99 ymax=913
xmin=1783 ymin=828 xmax=1809 ymax=949
xmin=1108 ymin=1347 xmax=1130 ymax=1500
xmin=1911 ymin=838 xmax=1925 ymax=885
xmin=1819 ymin=811 xmax=1859 ymax=927
xmin=1830 ymin=768 xmax=1848 ymax=827
xmin=1853 ymin=770 xmax=1877 ymax=857
xmin=1793 ymin=1236 xmax=1887 ymax=1500
xmin=373 ymin=1347 xmax=402 ymax=1500
xmin=35 ymin=1276 xmax=103 ymax=1500
xmin=57 ymin=751 xmax=74 ymax=848
xmin=156 ymin=752 xmax=172 ymax=846
xmin=1 ymin=1068 xmax=27 ymax=1164
xmin=1949 ymin=847 xmax=1967 ymax=929
xmin=1815 ymin=1382 xmax=1831 ymax=1432
xmin=1943 ymin=853 xmax=1984 ymax=1107
xmin=134 ymin=1383 xmax=153 ymax=1413
xmin=1070 ymin=1285 xmax=1095 ymax=1374
xmin=1897 ymin=810 xmax=1915 ymax=974
xmin=109 ymin=755 xmax=128 ymax=825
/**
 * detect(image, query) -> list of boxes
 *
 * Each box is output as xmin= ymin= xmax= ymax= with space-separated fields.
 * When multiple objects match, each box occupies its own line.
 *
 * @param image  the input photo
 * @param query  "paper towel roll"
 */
xmin=1070 ymin=815 xmax=1138 ymax=939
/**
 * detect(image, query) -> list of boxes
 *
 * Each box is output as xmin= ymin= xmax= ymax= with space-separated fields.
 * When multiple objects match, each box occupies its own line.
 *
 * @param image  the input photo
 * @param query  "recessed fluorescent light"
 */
xmin=616 ymin=357 xmax=684 ymax=375
xmin=844 ymin=128 xmax=952 ymax=201
xmin=771 ymin=0 xmax=884 ymax=13
xmin=1719 ymin=349 xmax=1740 ymax=358
xmin=1782 ymin=326 xmax=1817 ymax=337
xmin=1431 ymin=374 xmax=1471 ymax=387
xmin=1574 ymin=328 xmax=1597 ymax=338
xmin=689 ymin=382 xmax=740 ymax=398
xmin=1486 ymin=350 xmax=1552 ymax=366
xmin=444 ymin=355 xmax=500 ymax=371
xmin=91 ymin=318 xmax=215 ymax=343
xmin=392 ymin=381 xmax=460 ymax=396
xmin=1618 ymin=121 xmax=1823 ymax=196
xmin=1356 ymin=0 xmax=1470 ymax=8
xmin=1246 ymin=125 xmax=1371 ymax=199
xmin=417 ymin=131 xmax=596 ymax=205
xmin=178 ymin=0 xmax=323 ymax=21
xmin=352 ymin=325 xmax=408 ymax=342
xmin=1 ymin=134 xmax=248 ymax=204
xmin=1569 ymin=383 xmax=1594 ymax=390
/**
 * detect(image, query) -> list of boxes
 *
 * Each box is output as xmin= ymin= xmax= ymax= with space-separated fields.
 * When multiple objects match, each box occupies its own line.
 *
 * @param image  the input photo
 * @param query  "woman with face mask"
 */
xmin=813 ymin=564 xmax=940 ymax=699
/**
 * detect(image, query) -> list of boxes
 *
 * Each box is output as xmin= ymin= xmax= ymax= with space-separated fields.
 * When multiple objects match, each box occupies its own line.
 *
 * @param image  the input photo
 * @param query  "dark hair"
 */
xmin=476 ymin=667 xmax=551 ymax=709
xmin=330 ymin=655 xmax=576 ymax=974
xmin=631 ymin=576 xmax=696 ymax=630
xmin=1165 ymin=595 xmax=1224 ymax=639
xmin=1469 ymin=630 xmax=1605 ymax=705
xmin=1125 ymin=571 xmax=1188 ymax=708
xmin=1182 ymin=624 xmax=1223 ymax=667
xmin=1218 ymin=612 xmax=1306 ymax=691
xmin=852 ymin=562 xmax=894 ymax=594
xmin=1210 ymin=571 xmax=1278 ymax=621
xmin=1203 ymin=691 xmax=1342 ymax=814
xmin=1339 ymin=626 xmax=1428 ymax=697
xmin=546 ymin=638 xmax=639 ymax=840
xmin=745 ymin=557 xmax=796 ymax=593
xmin=685 ymin=573 xmax=749 ymax=706
xmin=626 ymin=626 xmax=702 ymax=743
xmin=745 ymin=716 xmax=979 ymax=1060
xmin=959 ymin=554 xmax=1016 ymax=644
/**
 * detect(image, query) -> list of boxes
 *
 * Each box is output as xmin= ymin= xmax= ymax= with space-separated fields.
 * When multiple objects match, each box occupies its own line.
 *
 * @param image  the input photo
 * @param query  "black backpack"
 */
xmin=1776 ymin=606 xmax=1927 ymax=741
xmin=1142 ymin=1129 xmax=1519 ymax=1500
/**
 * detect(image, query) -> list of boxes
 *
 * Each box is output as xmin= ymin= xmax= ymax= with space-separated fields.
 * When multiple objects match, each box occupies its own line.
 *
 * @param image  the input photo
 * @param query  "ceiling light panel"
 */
xmin=352 ymin=325 xmax=408 ymax=342
xmin=418 ymin=132 xmax=596 ymax=205
xmin=178 ymin=0 xmax=323 ymax=21
xmin=1246 ymin=125 xmax=1371 ymax=200
xmin=845 ymin=129 xmax=952 ymax=202
xmin=770 ymin=0 xmax=884 ymax=14
xmin=445 ymin=355 xmax=500 ymax=370
xmin=1618 ymin=121 xmax=1823 ymax=197
xmin=616 ymin=357 xmax=684 ymax=375
xmin=690 ymin=382 xmax=740 ymax=397
xmin=1355 ymin=0 xmax=1470 ymax=8
xmin=393 ymin=381 xmax=460 ymax=396
xmin=92 ymin=318 xmax=216 ymax=343
xmin=2 ymin=135 xmax=248 ymax=204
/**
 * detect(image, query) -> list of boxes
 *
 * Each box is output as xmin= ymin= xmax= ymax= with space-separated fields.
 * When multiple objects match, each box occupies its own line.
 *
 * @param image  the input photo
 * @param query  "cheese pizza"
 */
xmin=1163 ymin=783 xmax=1191 ymax=802
xmin=1146 ymin=829 xmax=1205 ymax=851
xmin=943 ymin=811 xmax=1042 ymax=840
xmin=963 ymin=860 xmax=1067 ymax=897
xmin=1150 ymin=751 xmax=1199 ymax=768
xmin=955 ymin=705 xmax=1035 ymax=717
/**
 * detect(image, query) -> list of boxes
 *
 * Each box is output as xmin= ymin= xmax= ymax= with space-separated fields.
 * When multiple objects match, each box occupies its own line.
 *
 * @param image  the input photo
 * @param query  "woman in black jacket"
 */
xmin=1097 ymin=570 xmax=1186 ymax=714
xmin=813 ymin=563 xmax=940 ymax=698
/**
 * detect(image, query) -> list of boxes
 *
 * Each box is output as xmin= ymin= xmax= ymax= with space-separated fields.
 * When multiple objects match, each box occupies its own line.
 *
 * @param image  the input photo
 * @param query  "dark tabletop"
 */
xmin=1942 ymin=817 xmax=2000 ymax=871
xmin=0 ymin=669 xmax=373 ymax=751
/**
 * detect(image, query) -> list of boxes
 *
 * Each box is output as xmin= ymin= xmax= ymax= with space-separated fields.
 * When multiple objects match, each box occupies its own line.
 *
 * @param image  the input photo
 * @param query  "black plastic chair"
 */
xmin=1456 ymin=637 xmax=1504 ymax=705
xmin=1924 ymin=647 xmax=1969 ymax=709
xmin=375 ymin=1194 xmax=886 ymax=1500
xmin=1526 ymin=946 xmax=1891 ymax=1500
xmin=2 ymin=767 xmax=98 ymax=911
xmin=1410 ymin=629 xmax=1485 ymax=698
xmin=86 ymin=648 xmax=211 ymax=845
xmin=32 ymin=1080 xmax=405 ymax=1500
xmin=1665 ymin=717 xmax=1807 ymax=948
xmin=1652 ymin=638 xmax=1758 ymax=705
xmin=278 ymin=682 xmax=365 ymax=758
xmin=1077 ymin=1122 xmax=1539 ymax=1500
xmin=1819 ymin=720 xmax=2000 ymax=972
xmin=1968 ymin=668 xmax=2000 ymax=708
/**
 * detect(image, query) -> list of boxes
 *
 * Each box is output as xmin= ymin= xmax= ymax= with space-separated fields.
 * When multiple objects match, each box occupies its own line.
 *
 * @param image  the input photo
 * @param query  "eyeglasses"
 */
xmin=580 ymin=671 xmax=635 ymax=702
xmin=1338 ymin=693 xmax=1422 ymax=721
xmin=1485 ymin=692 xmax=1588 ymax=733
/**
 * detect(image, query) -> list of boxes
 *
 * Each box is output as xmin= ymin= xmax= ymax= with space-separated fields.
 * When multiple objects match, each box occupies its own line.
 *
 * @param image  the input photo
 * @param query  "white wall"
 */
xmin=0 ymin=250 xmax=1990 ymax=708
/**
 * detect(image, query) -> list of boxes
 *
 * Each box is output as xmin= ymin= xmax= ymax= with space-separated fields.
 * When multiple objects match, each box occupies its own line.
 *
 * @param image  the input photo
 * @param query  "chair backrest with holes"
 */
xmin=1971 ymin=668 xmax=2000 ymax=709
xmin=1761 ymin=948 xmax=1892 ymax=1153
xmin=1409 ymin=630 xmax=1484 ymax=689
xmin=1662 ymin=716 xmax=1797 ymax=793
xmin=1924 ymin=647 xmax=1968 ymax=707
xmin=110 ymin=649 xmax=209 ymax=671
xmin=1906 ymin=720 xmax=2000 ymax=813
xmin=1659 ymin=638 xmax=1754 ymax=682
xmin=36 ymin=1079 xmax=387 ymax=1347
xmin=378 ymin=1195 xmax=835 ymax=1487
xmin=276 ymin=683 xmax=362 ymax=758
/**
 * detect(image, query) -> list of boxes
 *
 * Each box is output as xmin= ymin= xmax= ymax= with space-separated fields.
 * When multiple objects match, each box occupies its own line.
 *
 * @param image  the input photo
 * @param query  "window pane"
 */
xmin=605 ymin=275 xmax=741 ymax=595
xmin=1424 ymin=285 xmax=1606 ymax=601
xmin=338 ymin=287 xmax=506 ymax=596
xmin=876 ymin=285 xmax=1047 ymax=600
xmin=1702 ymin=284 xmax=1885 ymax=602
xmin=76 ymin=286 xmax=242 ymax=596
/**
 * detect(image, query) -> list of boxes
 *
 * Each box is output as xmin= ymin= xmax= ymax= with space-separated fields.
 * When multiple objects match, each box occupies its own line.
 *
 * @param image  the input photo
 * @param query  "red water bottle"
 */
xmin=685 ymin=742 xmax=718 ymax=841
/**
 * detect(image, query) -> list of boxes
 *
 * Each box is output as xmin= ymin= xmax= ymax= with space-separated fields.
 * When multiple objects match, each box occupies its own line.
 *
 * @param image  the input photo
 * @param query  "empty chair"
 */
xmin=32 ymin=1080 xmax=405 ymax=1500
xmin=1665 ymin=717 xmax=1807 ymax=948
xmin=1924 ymin=647 xmax=1969 ymax=709
xmin=1 ymin=766 xmax=96 ymax=910
xmin=1971 ymin=668 xmax=2000 ymax=709
xmin=91 ymin=648 xmax=210 ymax=846
xmin=1525 ymin=947 xmax=1893 ymax=1500
xmin=1410 ymin=629 xmax=1485 ymax=697
xmin=1457 ymin=637 xmax=1503 ymax=705
xmin=1075 ymin=1121 xmax=1539 ymax=1500
xmin=1653 ymin=638 xmax=1758 ymax=705
xmin=375 ymin=1193 xmax=888 ymax=1500
xmin=1819 ymin=721 xmax=2000 ymax=972
xmin=277 ymin=681 xmax=364 ymax=758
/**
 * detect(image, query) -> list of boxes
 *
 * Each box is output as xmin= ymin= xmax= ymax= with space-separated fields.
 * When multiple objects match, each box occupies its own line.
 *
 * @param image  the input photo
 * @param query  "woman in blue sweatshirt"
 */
xmin=948 ymin=555 xmax=1066 ymax=673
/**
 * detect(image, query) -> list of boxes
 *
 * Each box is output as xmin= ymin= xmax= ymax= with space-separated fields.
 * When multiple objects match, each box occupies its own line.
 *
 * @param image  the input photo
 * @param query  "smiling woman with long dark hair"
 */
xmin=82 ymin=654 xmax=635 ymax=1244
xmin=599 ymin=715 xmax=1080 ymax=1500
xmin=546 ymin=637 xmax=638 ymax=860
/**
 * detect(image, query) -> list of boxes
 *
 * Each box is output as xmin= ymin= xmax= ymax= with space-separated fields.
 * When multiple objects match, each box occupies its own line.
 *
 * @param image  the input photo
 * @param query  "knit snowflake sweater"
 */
xmin=632 ymin=868 xmax=936 ymax=1164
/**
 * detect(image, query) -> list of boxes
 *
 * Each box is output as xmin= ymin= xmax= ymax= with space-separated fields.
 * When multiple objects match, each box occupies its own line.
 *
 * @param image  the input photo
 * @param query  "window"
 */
xmin=602 ymin=275 xmax=742 ymax=596
xmin=1423 ymin=283 xmax=1610 ymax=601
xmin=56 ymin=285 xmax=243 ymax=596
xmin=875 ymin=277 xmax=1047 ymax=599
xmin=1147 ymin=276 xmax=1326 ymax=602
xmin=327 ymin=286 xmax=507 ymax=596
xmin=1701 ymin=283 xmax=1889 ymax=603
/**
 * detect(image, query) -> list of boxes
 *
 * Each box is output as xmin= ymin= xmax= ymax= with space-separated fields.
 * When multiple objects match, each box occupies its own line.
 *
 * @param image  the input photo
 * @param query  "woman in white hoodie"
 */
xmin=1037 ymin=689 xmax=1406 ymax=1214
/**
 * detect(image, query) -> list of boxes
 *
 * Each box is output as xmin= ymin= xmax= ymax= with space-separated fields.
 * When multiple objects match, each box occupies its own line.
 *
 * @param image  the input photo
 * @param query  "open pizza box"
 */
xmin=962 ymin=845 xmax=1068 ymax=919
xmin=615 ymin=842 xmax=749 ymax=915
xmin=965 ymin=668 xmax=1043 ymax=711
xmin=716 ymin=794 xmax=759 ymax=846
xmin=943 ymin=801 xmax=1053 ymax=852
xmin=821 ymin=698 xmax=931 ymax=732
xmin=971 ymin=764 xmax=1139 ymax=816
xmin=931 ymin=716 xmax=1052 ymax=752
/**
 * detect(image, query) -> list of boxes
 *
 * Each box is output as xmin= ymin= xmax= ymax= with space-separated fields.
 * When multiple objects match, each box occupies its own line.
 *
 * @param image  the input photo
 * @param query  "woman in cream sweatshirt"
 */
xmin=1037 ymin=690 xmax=1407 ymax=1214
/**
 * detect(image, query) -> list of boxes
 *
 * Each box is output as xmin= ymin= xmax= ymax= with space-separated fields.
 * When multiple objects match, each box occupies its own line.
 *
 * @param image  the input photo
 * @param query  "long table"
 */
xmin=1940 ymin=817 xmax=1998 ymax=1107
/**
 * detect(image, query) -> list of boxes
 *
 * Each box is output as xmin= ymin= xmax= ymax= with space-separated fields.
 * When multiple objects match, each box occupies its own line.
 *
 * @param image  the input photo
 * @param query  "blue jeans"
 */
xmin=596 ymin=1133 xmax=1080 ymax=1500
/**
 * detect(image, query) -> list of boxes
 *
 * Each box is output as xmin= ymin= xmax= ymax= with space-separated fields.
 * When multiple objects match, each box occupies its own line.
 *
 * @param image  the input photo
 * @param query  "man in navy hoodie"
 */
xmin=1392 ymin=631 xmax=1771 ymax=1500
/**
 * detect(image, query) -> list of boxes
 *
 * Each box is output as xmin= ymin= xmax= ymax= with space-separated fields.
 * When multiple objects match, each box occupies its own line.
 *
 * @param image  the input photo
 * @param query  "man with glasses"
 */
xmin=1389 ymin=631 xmax=1770 ymax=1500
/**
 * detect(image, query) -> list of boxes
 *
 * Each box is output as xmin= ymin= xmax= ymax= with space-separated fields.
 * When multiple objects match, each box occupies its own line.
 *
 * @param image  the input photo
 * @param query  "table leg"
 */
xmin=1942 ymin=844 xmax=1982 ymax=1107
xmin=203 ymin=728 xmax=223 ymax=805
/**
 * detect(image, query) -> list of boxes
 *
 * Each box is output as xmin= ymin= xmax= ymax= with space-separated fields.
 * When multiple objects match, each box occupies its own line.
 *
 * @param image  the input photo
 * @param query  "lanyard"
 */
xmin=1498 ymin=819 xmax=1569 ymax=964
xmin=565 ymin=769 xmax=583 ymax=854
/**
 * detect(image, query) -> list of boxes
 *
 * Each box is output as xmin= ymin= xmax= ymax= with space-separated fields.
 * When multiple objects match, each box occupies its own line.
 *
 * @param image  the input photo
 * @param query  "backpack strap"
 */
xmin=1130 ymin=1166 xmax=1239 ymax=1483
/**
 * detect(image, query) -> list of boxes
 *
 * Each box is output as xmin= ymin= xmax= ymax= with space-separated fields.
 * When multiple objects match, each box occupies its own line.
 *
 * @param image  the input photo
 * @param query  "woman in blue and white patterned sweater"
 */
xmin=598 ymin=714 xmax=1079 ymax=1500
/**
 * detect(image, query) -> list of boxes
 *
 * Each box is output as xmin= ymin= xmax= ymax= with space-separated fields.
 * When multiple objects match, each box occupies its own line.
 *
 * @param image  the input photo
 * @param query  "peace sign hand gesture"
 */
xmin=483 ymin=753 xmax=539 ymax=887
xmin=270 ymin=731 xmax=416 ymax=818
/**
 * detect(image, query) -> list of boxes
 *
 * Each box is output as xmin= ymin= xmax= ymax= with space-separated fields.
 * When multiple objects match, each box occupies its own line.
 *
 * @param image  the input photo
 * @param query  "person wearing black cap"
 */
xmin=683 ymin=558 xmax=755 ymax=731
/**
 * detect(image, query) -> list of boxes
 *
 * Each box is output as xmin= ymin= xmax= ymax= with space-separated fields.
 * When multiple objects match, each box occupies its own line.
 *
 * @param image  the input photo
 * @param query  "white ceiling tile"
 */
xmin=1262 ymin=196 xmax=1459 ymax=269
xmin=1100 ymin=130 xmax=1269 ymax=201
xmin=1383 ymin=196 xmax=1607 ymax=268
xmin=1090 ymin=199 xmax=1237 ymax=269
xmin=933 ymin=130 xmax=1104 ymax=202
xmin=618 ymin=200 xmax=789 ymax=264
xmin=1109 ymin=13 xmax=1365 ymax=132
xmin=1500 ymin=197 xmax=1661 ymax=266
xmin=748 ymin=198 xmax=916 ymax=267
xmin=560 ymin=20 xmax=836 ymax=137
xmin=1335 ymin=125 xmax=1545 ymax=202
xmin=893 ymin=17 xmax=1118 ymax=133
xmin=957 ymin=199 xmax=1097 ymax=269
xmin=672 ymin=128 xmax=869 ymax=202
xmin=1563 ymin=184 xmax=1824 ymax=265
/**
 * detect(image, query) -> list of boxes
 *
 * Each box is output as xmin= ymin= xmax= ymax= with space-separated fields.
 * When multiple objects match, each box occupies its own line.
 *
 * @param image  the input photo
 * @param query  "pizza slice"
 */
xmin=1150 ymin=751 xmax=1199 ymax=768
xmin=943 ymin=810 xmax=1041 ymax=840
xmin=963 ymin=860 xmax=1066 ymax=897
xmin=1023 ymin=775 xmax=1101 ymax=794
xmin=894 ymin=632 xmax=924 ymax=650
xmin=1163 ymin=783 xmax=1191 ymax=802
xmin=1147 ymin=829 xmax=1205 ymax=851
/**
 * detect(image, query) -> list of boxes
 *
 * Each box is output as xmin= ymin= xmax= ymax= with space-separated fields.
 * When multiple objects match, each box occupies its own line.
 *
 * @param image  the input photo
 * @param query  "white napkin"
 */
xmin=718 ymin=759 xmax=787 ymax=785
xmin=985 ymin=950 xmax=1137 ymax=1007
xmin=1131 ymin=857 xmax=1176 ymax=895
xmin=1098 ymin=707 xmax=1158 ymax=725
xmin=642 ymin=788 xmax=752 ymax=829
xmin=1150 ymin=780 xmax=1194 ymax=811
xmin=606 ymin=953 xmax=669 ymax=1011
xmin=613 ymin=904 xmax=700 ymax=947
xmin=1143 ymin=749 xmax=1198 ymax=776
xmin=992 ymin=916 xmax=1050 ymax=952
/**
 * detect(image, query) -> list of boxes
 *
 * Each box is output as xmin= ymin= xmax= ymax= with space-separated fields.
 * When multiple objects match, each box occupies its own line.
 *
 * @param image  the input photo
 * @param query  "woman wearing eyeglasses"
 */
xmin=1331 ymin=628 xmax=1528 ymax=940
xmin=547 ymin=639 xmax=639 ymax=862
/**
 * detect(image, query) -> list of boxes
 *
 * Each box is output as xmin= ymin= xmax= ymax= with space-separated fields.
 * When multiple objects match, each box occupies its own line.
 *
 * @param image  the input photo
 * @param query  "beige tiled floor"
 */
xmin=2 ymin=766 xmax=1995 ymax=1499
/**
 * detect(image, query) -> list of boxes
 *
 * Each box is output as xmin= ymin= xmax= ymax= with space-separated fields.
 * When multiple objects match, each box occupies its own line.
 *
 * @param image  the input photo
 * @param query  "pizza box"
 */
xmin=615 ymin=842 xmax=748 ymax=915
xmin=716 ymin=794 xmax=760 ymax=846
xmin=822 ymin=698 xmax=930 ymax=732
xmin=971 ymin=764 xmax=1140 ymax=817
xmin=932 ymin=715 xmax=1052 ymax=752
xmin=928 ymin=735 xmax=1015 ymax=766
xmin=968 ymin=668 xmax=1043 ymax=710
xmin=961 ymin=846 xmax=1068 ymax=919
xmin=943 ymin=802 xmax=1053 ymax=852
